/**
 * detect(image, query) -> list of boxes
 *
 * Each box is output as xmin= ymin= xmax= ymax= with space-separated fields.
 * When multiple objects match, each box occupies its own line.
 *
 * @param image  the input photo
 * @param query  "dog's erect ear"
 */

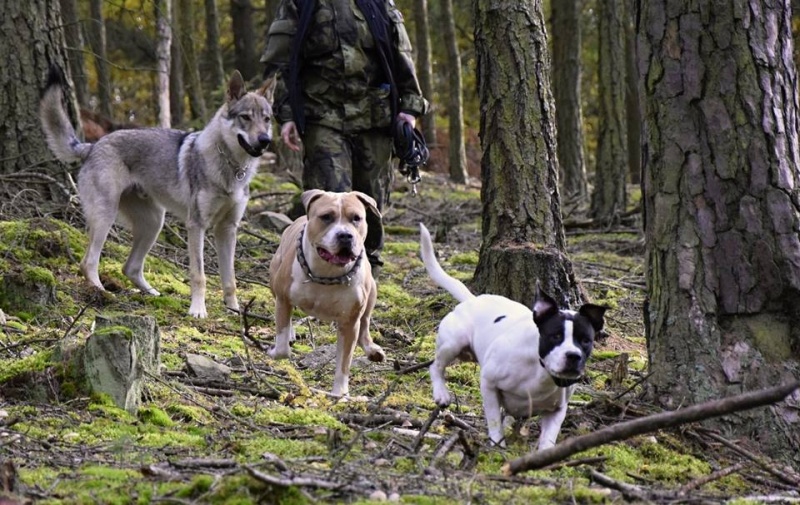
xmin=352 ymin=191 xmax=382 ymax=219
xmin=301 ymin=189 xmax=327 ymax=213
xmin=257 ymin=76 xmax=277 ymax=104
xmin=532 ymin=282 xmax=559 ymax=324
xmin=227 ymin=70 xmax=247 ymax=102
xmin=579 ymin=304 xmax=607 ymax=332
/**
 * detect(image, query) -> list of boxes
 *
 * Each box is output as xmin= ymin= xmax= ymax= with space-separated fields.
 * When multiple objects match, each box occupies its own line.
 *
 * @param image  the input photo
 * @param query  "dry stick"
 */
xmin=412 ymin=407 xmax=441 ymax=453
xmin=678 ymin=461 xmax=748 ymax=494
xmin=394 ymin=359 xmax=434 ymax=375
xmin=245 ymin=465 xmax=349 ymax=491
xmin=697 ymin=429 xmax=800 ymax=486
xmin=504 ymin=380 xmax=800 ymax=475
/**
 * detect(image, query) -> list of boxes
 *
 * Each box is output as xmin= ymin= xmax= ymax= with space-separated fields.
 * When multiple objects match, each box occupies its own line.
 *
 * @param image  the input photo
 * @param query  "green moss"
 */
xmin=138 ymin=406 xmax=175 ymax=427
xmin=167 ymin=404 xmax=213 ymax=424
xmin=22 ymin=266 xmax=56 ymax=286
xmin=252 ymin=404 xmax=346 ymax=430
xmin=0 ymin=349 xmax=53 ymax=382
xmin=449 ymin=251 xmax=479 ymax=266
xmin=584 ymin=438 xmax=709 ymax=483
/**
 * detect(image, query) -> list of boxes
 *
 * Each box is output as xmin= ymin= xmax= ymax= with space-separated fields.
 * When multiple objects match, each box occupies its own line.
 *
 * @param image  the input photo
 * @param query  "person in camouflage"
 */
xmin=260 ymin=0 xmax=428 ymax=273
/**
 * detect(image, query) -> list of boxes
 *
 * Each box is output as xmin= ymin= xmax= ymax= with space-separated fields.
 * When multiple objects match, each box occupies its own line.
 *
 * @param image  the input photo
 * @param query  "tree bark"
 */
xmin=169 ymin=0 xmax=185 ymax=126
xmin=87 ymin=0 xmax=112 ymax=118
xmin=231 ymin=0 xmax=259 ymax=81
xmin=59 ymin=0 xmax=88 ymax=108
xmin=441 ymin=0 xmax=467 ymax=183
xmin=414 ymin=0 xmax=437 ymax=147
xmin=0 ymin=0 xmax=77 ymax=203
xmin=624 ymin=0 xmax=641 ymax=185
xmin=204 ymin=0 xmax=226 ymax=92
xmin=155 ymin=0 xmax=172 ymax=128
xmin=639 ymin=0 xmax=800 ymax=460
xmin=472 ymin=0 xmax=581 ymax=307
xmin=178 ymin=0 xmax=208 ymax=121
xmin=591 ymin=0 xmax=628 ymax=223
xmin=551 ymin=0 xmax=588 ymax=199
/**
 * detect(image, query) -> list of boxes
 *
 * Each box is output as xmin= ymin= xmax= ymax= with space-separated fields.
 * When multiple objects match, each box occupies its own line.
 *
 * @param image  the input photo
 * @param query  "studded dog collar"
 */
xmin=296 ymin=226 xmax=362 ymax=286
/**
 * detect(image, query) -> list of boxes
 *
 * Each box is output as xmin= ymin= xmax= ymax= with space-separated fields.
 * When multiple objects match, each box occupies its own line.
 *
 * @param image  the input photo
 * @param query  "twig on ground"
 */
xmin=696 ymin=429 xmax=800 ymax=487
xmin=678 ymin=461 xmax=748 ymax=494
xmin=428 ymin=431 xmax=461 ymax=469
xmin=443 ymin=412 xmax=478 ymax=432
xmin=504 ymin=381 xmax=800 ymax=475
xmin=412 ymin=407 xmax=441 ymax=453
xmin=393 ymin=359 xmax=434 ymax=375
xmin=245 ymin=465 xmax=350 ymax=491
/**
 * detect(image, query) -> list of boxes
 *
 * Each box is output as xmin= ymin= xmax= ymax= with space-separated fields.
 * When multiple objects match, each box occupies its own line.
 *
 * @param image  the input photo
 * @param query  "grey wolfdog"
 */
xmin=39 ymin=66 xmax=274 ymax=318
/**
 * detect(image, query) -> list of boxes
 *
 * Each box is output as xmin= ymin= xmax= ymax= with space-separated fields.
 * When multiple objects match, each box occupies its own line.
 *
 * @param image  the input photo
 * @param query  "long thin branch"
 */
xmin=504 ymin=381 xmax=800 ymax=475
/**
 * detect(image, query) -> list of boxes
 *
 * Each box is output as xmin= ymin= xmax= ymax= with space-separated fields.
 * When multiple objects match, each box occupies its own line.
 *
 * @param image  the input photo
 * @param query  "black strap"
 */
xmin=392 ymin=117 xmax=429 ymax=184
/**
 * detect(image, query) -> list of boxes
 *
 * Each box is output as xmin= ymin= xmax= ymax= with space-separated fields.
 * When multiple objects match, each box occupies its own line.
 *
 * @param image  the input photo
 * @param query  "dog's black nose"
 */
xmin=565 ymin=352 xmax=582 ymax=367
xmin=337 ymin=231 xmax=354 ymax=244
xmin=257 ymin=133 xmax=272 ymax=147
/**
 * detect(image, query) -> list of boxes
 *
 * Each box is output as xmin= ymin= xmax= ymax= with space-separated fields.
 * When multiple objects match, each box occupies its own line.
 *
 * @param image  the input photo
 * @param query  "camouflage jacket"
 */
xmin=260 ymin=0 xmax=428 ymax=132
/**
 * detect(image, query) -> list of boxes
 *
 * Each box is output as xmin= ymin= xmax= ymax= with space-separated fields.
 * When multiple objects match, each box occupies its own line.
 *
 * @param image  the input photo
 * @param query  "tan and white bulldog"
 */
xmin=269 ymin=189 xmax=386 ymax=396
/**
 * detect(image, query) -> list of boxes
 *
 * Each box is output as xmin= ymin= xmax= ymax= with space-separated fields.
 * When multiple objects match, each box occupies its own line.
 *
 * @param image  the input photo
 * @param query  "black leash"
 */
xmin=393 ymin=118 xmax=429 ymax=195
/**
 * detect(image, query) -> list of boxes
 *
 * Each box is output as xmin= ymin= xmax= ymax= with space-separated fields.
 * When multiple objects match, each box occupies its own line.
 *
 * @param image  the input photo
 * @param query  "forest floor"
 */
xmin=0 ymin=162 xmax=798 ymax=504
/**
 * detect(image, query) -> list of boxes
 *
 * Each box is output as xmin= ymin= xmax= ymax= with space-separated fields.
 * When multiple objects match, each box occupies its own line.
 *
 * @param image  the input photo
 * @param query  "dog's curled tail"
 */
xmin=419 ymin=223 xmax=474 ymax=303
xmin=39 ymin=65 xmax=92 ymax=164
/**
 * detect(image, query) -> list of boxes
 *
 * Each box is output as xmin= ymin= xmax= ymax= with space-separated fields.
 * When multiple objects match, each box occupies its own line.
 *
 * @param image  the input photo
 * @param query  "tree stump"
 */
xmin=83 ymin=314 xmax=161 ymax=412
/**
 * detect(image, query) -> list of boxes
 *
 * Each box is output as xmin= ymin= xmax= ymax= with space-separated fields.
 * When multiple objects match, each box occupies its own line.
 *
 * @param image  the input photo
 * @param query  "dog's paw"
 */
xmin=224 ymin=295 xmax=239 ymax=312
xmin=188 ymin=306 xmax=207 ymax=318
xmin=432 ymin=388 xmax=452 ymax=408
xmin=364 ymin=344 xmax=385 ymax=362
xmin=268 ymin=346 xmax=291 ymax=360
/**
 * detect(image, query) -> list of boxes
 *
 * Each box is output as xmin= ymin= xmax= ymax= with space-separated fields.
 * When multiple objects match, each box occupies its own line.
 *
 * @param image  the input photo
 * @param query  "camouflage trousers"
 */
xmin=302 ymin=123 xmax=394 ymax=266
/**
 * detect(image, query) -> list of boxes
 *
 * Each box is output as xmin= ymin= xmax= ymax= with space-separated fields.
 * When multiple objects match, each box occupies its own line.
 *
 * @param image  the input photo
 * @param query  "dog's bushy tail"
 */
xmin=39 ymin=65 xmax=92 ymax=164
xmin=419 ymin=223 xmax=474 ymax=303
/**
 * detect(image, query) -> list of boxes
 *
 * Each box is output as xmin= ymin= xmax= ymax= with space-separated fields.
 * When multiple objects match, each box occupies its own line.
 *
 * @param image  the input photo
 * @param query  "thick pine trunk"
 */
xmin=472 ymin=0 xmax=581 ymax=307
xmin=591 ymin=0 xmax=628 ymax=223
xmin=551 ymin=0 xmax=588 ymax=199
xmin=413 ymin=0 xmax=437 ymax=147
xmin=441 ymin=0 xmax=467 ymax=183
xmin=231 ymin=0 xmax=259 ymax=81
xmin=0 ymin=0 xmax=76 ymax=203
xmin=640 ymin=0 xmax=800 ymax=459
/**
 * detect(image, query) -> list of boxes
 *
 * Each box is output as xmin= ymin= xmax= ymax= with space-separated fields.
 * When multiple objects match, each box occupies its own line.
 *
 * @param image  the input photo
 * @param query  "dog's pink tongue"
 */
xmin=317 ymin=248 xmax=354 ymax=265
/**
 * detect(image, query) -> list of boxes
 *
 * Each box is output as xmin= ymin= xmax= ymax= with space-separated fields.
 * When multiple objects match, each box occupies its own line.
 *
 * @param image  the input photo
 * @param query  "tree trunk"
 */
xmin=551 ymin=0 xmax=588 ymax=199
xmin=87 ymin=0 xmax=112 ymax=118
xmin=414 ymin=0 xmax=437 ymax=147
xmin=591 ymin=0 xmax=628 ymax=223
xmin=624 ymin=0 xmax=641 ymax=185
xmin=204 ymin=0 xmax=226 ymax=92
xmin=0 ymin=0 xmax=76 ymax=204
xmin=169 ymin=0 xmax=185 ymax=126
xmin=231 ymin=0 xmax=259 ymax=81
xmin=178 ymin=0 xmax=208 ymax=121
xmin=639 ymin=0 xmax=800 ymax=460
xmin=59 ymin=0 xmax=88 ymax=108
xmin=441 ymin=0 xmax=467 ymax=183
xmin=155 ymin=0 xmax=172 ymax=128
xmin=472 ymin=0 xmax=581 ymax=307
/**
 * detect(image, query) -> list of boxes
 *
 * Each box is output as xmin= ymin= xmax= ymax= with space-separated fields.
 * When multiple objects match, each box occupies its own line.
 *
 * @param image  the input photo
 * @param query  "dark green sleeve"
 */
xmin=261 ymin=0 xmax=299 ymax=124
xmin=386 ymin=2 xmax=429 ymax=117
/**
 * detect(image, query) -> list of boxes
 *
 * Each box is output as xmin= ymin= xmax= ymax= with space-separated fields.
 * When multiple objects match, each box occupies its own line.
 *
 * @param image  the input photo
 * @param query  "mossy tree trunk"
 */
xmin=441 ymin=0 xmax=467 ymax=183
xmin=0 ymin=0 xmax=77 ymax=203
xmin=169 ymin=0 xmax=185 ymax=126
xmin=591 ymin=0 xmax=628 ymax=224
xmin=472 ymin=0 xmax=581 ymax=307
xmin=624 ymin=0 xmax=641 ymax=185
xmin=59 ymin=0 xmax=88 ymax=107
xmin=639 ymin=0 xmax=800 ymax=459
xmin=413 ymin=0 xmax=437 ymax=148
xmin=551 ymin=0 xmax=588 ymax=199
xmin=154 ymin=0 xmax=172 ymax=128
xmin=203 ymin=0 xmax=226 ymax=92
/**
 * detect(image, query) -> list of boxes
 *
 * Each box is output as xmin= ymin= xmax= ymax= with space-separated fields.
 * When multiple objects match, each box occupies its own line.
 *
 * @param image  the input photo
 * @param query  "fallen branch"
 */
xmin=245 ymin=465 xmax=350 ymax=491
xmin=697 ymin=430 xmax=800 ymax=486
xmin=678 ymin=461 xmax=748 ymax=494
xmin=504 ymin=381 xmax=800 ymax=475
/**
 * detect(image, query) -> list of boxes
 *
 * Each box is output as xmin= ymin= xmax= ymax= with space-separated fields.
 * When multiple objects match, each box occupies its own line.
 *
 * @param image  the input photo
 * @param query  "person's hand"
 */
xmin=281 ymin=121 xmax=302 ymax=152
xmin=397 ymin=112 xmax=416 ymax=128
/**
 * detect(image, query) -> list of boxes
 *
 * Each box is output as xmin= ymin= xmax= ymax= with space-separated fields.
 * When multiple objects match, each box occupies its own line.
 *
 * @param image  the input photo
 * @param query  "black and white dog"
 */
xmin=419 ymin=223 xmax=607 ymax=450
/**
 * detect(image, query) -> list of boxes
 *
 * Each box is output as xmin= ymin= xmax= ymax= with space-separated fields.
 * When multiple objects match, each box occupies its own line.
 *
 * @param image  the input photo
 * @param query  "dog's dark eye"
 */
xmin=352 ymin=215 xmax=362 ymax=223
xmin=240 ymin=114 xmax=251 ymax=121
xmin=320 ymin=213 xmax=334 ymax=223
